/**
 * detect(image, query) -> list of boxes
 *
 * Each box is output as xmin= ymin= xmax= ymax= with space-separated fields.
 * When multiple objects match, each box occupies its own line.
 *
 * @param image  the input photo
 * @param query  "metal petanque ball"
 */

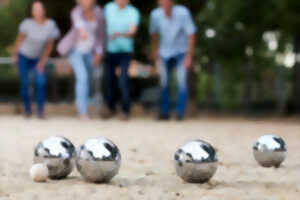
xmin=34 ymin=136 xmax=76 ymax=179
xmin=76 ymin=138 xmax=121 ymax=183
xmin=253 ymin=135 xmax=287 ymax=168
xmin=174 ymin=140 xmax=218 ymax=183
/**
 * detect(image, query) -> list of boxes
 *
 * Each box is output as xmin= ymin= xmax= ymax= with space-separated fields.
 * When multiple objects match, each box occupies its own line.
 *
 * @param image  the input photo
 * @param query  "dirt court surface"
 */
xmin=1 ymin=116 xmax=300 ymax=200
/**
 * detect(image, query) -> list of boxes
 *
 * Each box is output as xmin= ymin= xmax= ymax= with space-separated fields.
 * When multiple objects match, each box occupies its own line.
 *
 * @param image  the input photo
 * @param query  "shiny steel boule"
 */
xmin=174 ymin=140 xmax=218 ymax=183
xmin=253 ymin=135 xmax=287 ymax=168
xmin=34 ymin=136 xmax=76 ymax=179
xmin=76 ymin=138 xmax=121 ymax=183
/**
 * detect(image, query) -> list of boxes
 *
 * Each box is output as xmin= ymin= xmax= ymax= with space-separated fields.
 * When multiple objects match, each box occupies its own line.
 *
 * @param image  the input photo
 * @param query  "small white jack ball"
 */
xmin=30 ymin=163 xmax=49 ymax=182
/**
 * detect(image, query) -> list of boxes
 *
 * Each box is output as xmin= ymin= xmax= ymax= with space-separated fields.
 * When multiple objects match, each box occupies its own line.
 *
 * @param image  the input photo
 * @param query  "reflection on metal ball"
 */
xmin=34 ymin=136 xmax=76 ymax=179
xmin=253 ymin=135 xmax=287 ymax=168
xmin=174 ymin=140 xmax=218 ymax=183
xmin=76 ymin=138 xmax=121 ymax=183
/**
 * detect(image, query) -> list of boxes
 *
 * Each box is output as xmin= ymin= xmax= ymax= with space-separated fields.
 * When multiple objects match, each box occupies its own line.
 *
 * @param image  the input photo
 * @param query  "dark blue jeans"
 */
xmin=104 ymin=53 xmax=131 ymax=114
xmin=18 ymin=53 xmax=46 ymax=115
xmin=159 ymin=53 xmax=187 ymax=117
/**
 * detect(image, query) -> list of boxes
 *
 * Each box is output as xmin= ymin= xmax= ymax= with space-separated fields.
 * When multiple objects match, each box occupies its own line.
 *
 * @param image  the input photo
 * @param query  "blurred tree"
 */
xmin=0 ymin=0 xmax=31 ymax=55
xmin=277 ymin=1 xmax=300 ymax=113
xmin=0 ymin=0 xmax=31 ymax=80
xmin=194 ymin=0 xmax=291 ymax=113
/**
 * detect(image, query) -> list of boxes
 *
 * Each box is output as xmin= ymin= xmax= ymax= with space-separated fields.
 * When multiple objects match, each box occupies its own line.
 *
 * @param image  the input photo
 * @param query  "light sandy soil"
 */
xmin=0 ymin=116 xmax=300 ymax=200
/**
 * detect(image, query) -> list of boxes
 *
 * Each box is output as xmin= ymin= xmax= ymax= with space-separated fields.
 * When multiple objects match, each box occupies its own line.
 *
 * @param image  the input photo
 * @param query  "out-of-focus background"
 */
xmin=0 ymin=0 xmax=300 ymax=116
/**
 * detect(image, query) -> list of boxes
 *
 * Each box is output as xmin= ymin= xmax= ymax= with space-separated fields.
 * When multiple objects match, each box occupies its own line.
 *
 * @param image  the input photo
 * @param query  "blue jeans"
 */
xmin=69 ymin=50 xmax=93 ymax=115
xmin=159 ymin=53 xmax=187 ymax=117
xmin=104 ymin=53 xmax=131 ymax=114
xmin=18 ymin=53 xmax=46 ymax=115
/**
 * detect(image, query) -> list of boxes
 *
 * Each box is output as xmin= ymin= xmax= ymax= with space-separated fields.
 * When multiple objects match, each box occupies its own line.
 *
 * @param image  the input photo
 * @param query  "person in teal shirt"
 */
xmin=102 ymin=0 xmax=140 ymax=120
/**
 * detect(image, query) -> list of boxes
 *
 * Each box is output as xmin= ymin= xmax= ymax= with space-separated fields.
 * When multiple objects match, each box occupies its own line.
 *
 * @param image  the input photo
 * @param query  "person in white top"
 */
xmin=60 ymin=0 xmax=105 ymax=120
xmin=12 ymin=1 xmax=60 ymax=119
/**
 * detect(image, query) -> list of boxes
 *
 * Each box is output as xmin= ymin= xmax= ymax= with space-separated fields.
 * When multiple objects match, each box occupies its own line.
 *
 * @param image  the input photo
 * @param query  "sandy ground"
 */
xmin=0 ymin=116 xmax=300 ymax=200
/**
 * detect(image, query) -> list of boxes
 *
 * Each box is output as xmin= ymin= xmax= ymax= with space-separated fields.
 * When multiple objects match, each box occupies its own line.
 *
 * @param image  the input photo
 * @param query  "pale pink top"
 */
xmin=57 ymin=6 xmax=106 ymax=56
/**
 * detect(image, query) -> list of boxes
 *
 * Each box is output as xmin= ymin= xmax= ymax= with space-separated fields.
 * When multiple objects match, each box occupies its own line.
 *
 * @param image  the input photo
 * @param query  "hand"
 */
xmin=93 ymin=54 xmax=102 ymax=66
xmin=153 ymin=63 xmax=160 ymax=76
xmin=37 ymin=60 xmax=46 ymax=73
xmin=184 ymin=54 xmax=193 ymax=69
xmin=151 ymin=50 xmax=159 ymax=76
xmin=79 ymin=28 xmax=87 ymax=40
xmin=12 ymin=55 xmax=18 ymax=73
xmin=12 ymin=55 xmax=18 ymax=65
xmin=152 ymin=49 xmax=159 ymax=62
xmin=115 ymin=67 xmax=121 ymax=77
xmin=110 ymin=32 xmax=121 ymax=40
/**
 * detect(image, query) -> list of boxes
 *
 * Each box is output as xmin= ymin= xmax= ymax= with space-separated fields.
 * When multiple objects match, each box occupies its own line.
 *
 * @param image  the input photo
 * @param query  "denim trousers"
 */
xmin=18 ymin=53 xmax=46 ymax=115
xmin=104 ymin=53 xmax=131 ymax=114
xmin=159 ymin=53 xmax=187 ymax=117
xmin=69 ymin=50 xmax=93 ymax=115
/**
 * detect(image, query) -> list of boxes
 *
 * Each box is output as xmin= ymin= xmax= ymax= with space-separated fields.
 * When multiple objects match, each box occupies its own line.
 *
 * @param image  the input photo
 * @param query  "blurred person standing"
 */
xmin=101 ymin=0 xmax=140 ymax=120
xmin=57 ymin=0 xmax=105 ymax=120
xmin=150 ymin=0 xmax=196 ymax=121
xmin=12 ymin=1 xmax=60 ymax=119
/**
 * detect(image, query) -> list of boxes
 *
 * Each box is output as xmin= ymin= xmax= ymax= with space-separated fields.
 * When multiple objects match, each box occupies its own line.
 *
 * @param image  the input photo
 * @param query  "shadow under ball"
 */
xmin=76 ymin=138 xmax=121 ymax=183
xmin=174 ymin=140 xmax=218 ymax=183
xmin=253 ymin=135 xmax=287 ymax=168
xmin=34 ymin=136 xmax=76 ymax=179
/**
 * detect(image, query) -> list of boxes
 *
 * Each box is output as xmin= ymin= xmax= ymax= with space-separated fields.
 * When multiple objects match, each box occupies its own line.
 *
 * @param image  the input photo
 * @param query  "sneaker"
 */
xmin=120 ymin=112 xmax=129 ymax=121
xmin=24 ymin=113 xmax=32 ymax=119
xmin=79 ymin=114 xmax=90 ymax=121
xmin=100 ymin=108 xmax=114 ymax=119
xmin=37 ymin=113 xmax=46 ymax=120
xmin=176 ymin=115 xmax=184 ymax=121
xmin=157 ymin=114 xmax=170 ymax=121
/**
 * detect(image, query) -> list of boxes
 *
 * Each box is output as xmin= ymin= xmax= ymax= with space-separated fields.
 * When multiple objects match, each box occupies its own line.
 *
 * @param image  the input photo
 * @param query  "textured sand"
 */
xmin=0 ymin=116 xmax=300 ymax=200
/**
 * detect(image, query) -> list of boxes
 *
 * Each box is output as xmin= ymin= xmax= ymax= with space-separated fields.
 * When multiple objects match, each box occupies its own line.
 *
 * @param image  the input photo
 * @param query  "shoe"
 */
xmin=157 ymin=114 xmax=170 ymax=121
xmin=24 ymin=113 xmax=32 ymax=119
xmin=100 ymin=108 xmax=114 ymax=119
xmin=79 ymin=114 xmax=90 ymax=121
xmin=120 ymin=112 xmax=129 ymax=121
xmin=176 ymin=115 xmax=184 ymax=121
xmin=37 ymin=113 xmax=46 ymax=120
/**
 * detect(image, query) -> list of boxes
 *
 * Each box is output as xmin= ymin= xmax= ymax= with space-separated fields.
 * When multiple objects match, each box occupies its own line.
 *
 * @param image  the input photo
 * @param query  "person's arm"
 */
xmin=151 ymin=33 xmax=159 ymax=61
xmin=150 ymin=33 xmax=160 ymax=75
xmin=183 ymin=8 xmax=196 ymax=69
xmin=71 ymin=6 xmax=88 ymax=40
xmin=111 ymin=8 xmax=140 ymax=39
xmin=111 ymin=25 xmax=138 ymax=39
xmin=184 ymin=34 xmax=195 ymax=69
xmin=93 ymin=7 xmax=106 ymax=66
xmin=12 ymin=33 xmax=26 ymax=64
xmin=36 ymin=39 xmax=55 ymax=73
xmin=149 ymin=10 xmax=160 ymax=62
